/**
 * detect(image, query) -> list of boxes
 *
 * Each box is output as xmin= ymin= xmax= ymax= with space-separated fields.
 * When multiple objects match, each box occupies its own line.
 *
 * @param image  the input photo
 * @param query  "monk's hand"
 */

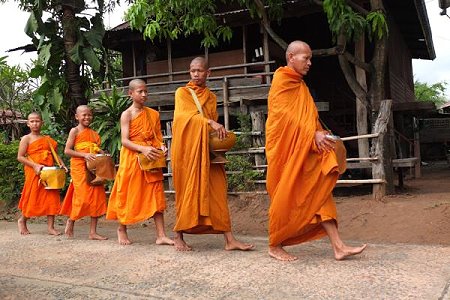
xmin=315 ymin=131 xmax=335 ymax=153
xmin=208 ymin=119 xmax=227 ymax=140
xmin=62 ymin=165 xmax=69 ymax=173
xmin=161 ymin=145 xmax=168 ymax=156
xmin=84 ymin=153 xmax=97 ymax=162
xmin=142 ymin=146 xmax=162 ymax=161
xmin=33 ymin=164 xmax=44 ymax=175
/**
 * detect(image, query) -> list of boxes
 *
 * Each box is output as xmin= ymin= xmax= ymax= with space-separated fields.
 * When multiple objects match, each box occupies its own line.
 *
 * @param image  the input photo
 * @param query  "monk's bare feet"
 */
xmin=334 ymin=244 xmax=367 ymax=261
xmin=18 ymin=218 xmax=30 ymax=235
xmin=156 ymin=236 xmax=175 ymax=245
xmin=174 ymin=235 xmax=192 ymax=251
xmin=64 ymin=219 xmax=74 ymax=238
xmin=225 ymin=239 xmax=254 ymax=251
xmin=89 ymin=233 xmax=108 ymax=240
xmin=268 ymin=245 xmax=298 ymax=261
xmin=48 ymin=228 xmax=61 ymax=236
xmin=117 ymin=227 xmax=132 ymax=245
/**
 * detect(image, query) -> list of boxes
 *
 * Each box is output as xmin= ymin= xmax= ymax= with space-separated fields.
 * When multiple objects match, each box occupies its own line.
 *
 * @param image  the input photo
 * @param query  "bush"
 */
xmin=0 ymin=141 xmax=24 ymax=207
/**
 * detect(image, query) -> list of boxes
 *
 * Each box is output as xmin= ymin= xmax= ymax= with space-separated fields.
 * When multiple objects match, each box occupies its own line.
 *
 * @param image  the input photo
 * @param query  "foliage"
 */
xmin=90 ymin=86 xmax=130 ymax=160
xmin=226 ymin=113 xmax=263 ymax=191
xmin=125 ymin=0 xmax=283 ymax=48
xmin=0 ymin=141 xmax=24 ymax=207
xmin=414 ymin=80 xmax=448 ymax=106
xmin=323 ymin=0 xmax=387 ymax=42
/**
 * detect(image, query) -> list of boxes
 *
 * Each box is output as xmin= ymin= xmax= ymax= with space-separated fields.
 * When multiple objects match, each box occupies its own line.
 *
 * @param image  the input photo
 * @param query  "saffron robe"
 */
xmin=266 ymin=66 xmax=341 ymax=247
xmin=172 ymin=81 xmax=231 ymax=234
xmin=106 ymin=107 xmax=166 ymax=225
xmin=60 ymin=128 xmax=107 ymax=220
xmin=18 ymin=136 xmax=61 ymax=217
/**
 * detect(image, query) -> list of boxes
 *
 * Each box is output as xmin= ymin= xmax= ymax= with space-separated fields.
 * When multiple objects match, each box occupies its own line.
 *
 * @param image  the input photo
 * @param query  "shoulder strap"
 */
xmin=46 ymin=137 xmax=62 ymax=167
xmin=187 ymin=88 xmax=204 ymax=117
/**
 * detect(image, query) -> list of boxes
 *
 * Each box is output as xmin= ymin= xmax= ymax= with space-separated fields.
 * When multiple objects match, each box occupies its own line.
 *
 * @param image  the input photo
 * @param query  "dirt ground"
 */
xmin=1 ymin=161 xmax=450 ymax=246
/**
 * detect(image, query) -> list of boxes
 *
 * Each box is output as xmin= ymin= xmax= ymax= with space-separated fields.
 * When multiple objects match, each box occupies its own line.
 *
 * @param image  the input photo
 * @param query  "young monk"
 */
xmin=106 ymin=79 xmax=173 ymax=246
xmin=266 ymin=40 xmax=367 ymax=261
xmin=171 ymin=57 xmax=253 ymax=251
xmin=60 ymin=105 xmax=108 ymax=240
xmin=17 ymin=112 xmax=68 ymax=235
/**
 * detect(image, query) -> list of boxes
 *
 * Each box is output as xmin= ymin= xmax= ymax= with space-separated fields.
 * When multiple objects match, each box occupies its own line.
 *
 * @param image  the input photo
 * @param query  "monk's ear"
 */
xmin=206 ymin=69 xmax=211 ymax=77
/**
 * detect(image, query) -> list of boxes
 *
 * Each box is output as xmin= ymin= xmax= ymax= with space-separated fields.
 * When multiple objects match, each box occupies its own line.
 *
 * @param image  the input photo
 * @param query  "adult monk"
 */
xmin=106 ymin=79 xmax=173 ymax=246
xmin=60 ymin=105 xmax=108 ymax=240
xmin=266 ymin=41 xmax=367 ymax=261
xmin=171 ymin=57 xmax=253 ymax=251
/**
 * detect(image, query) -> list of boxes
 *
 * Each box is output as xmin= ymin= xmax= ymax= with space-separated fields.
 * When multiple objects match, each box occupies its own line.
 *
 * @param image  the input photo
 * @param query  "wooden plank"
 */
xmin=392 ymin=157 xmax=418 ymax=167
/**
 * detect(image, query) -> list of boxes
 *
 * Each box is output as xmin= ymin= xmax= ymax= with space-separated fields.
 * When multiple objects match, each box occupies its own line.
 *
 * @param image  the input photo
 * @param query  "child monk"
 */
xmin=17 ymin=112 xmax=67 ymax=235
xmin=106 ymin=79 xmax=174 ymax=246
xmin=60 ymin=105 xmax=108 ymax=240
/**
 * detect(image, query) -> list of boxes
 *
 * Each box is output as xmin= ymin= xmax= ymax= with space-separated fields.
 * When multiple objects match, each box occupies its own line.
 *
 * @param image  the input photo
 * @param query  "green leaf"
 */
xmin=38 ymin=44 xmax=52 ymax=67
xmin=49 ymin=87 xmax=63 ymax=111
xmin=25 ymin=11 xmax=39 ymax=39
xmin=82 ymin=47 xmax=101 ymax=72
xmin=69 ymin=43 xmax=83 ymax=65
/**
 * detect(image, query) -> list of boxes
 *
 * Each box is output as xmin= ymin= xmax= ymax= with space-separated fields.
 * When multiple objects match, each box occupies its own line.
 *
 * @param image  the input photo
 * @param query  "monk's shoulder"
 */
xmin=145 ymin=107 xmax=161 ymax=121
xmin=175 ymin=86 xmax=189 ymax=98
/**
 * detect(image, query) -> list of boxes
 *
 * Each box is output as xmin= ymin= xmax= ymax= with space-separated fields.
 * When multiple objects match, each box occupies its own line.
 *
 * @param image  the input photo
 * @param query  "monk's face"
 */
xmin=27 ymin=114 xmax=43 ymax=133
xmin=189 ymin=61 xmax=210 ymax=87
xmin=75 ymin=107 xmax=93 ymax=127
xmin=129 ymin=84 xmax=148 ymax=105
xmin=288 ymin=45 xmax=312 ymax=78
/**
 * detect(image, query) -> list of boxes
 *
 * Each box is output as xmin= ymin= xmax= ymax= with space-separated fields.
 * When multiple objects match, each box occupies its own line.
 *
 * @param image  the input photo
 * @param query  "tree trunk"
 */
xmin=61 ymin=6 xmax=87 ymax=111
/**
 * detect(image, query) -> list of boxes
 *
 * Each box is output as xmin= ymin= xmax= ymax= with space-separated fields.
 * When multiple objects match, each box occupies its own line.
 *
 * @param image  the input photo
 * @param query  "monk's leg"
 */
xmin=89 ymin=217 xmax=108 ymax=240
xmin=153 ymin=212 xmax=174 ymax=245
xmin=47 ymin=215 xmax=61 ymax=236
xmin=174 ymin=231 xmax=192 ymax=251
xmin=64 ymin=219 xmax=75 ymax=238
xmin=117 ymin=224 xmax=132 ymax=245
xmin=268 ymin=245 xmax=298 ymax=261
xmin=223 ymin=232 xmax=254 ymax=251
xmin=321 ymin=220 xmax=367 ymax=260
xmin=18 ymin=215 xmax=30 ymax=235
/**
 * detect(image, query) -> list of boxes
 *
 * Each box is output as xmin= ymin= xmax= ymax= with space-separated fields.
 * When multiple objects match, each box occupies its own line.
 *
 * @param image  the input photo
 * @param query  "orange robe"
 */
xmin=266 ymin=66 xmax=341 ymax=247
xmin=171 ymin=81 xmax=231 ymax=234
xmin=60 ymin=128 xmax=107 ymax=220
xmin=18 ymin=136 xmax=61 ymax=217
xmin=106 ymin=107 xmax=166 ymax=225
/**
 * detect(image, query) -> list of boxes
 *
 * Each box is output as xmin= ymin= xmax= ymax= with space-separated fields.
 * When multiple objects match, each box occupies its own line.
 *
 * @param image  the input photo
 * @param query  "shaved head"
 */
xmin=76 ymin=105 xmax=91 ymax=114
xmin=285 ymin=40 xmax=310 ymax=63
xmin=27 ymin=112 xmax=42 ymax=120
xmin=129 ymin=79 xmax=147 ymax=91
xmin=190 ymin=57 xmax=209 ymax=70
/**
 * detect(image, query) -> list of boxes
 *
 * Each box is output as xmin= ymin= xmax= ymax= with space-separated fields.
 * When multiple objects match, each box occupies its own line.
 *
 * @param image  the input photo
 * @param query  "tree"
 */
xmin=1 ymin=0 xmax=120 ymax=130
xmin=414 ymin=80 xmax=448 ymax=106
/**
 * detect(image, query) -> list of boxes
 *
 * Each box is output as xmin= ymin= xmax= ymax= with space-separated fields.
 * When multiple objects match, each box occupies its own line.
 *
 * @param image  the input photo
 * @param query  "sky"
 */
xmin=0 ymin=0 xmax=449 ymax=96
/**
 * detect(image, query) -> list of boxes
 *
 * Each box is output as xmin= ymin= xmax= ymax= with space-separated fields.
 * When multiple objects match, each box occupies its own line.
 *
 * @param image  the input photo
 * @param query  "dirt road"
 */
xmin=1 ymin=221 xmax=450 ymax=299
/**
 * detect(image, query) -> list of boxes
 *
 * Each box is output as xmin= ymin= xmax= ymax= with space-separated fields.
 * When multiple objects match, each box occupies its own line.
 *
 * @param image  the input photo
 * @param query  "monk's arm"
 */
xmin=17 ymin=136 xmax=43 ymax=174
xmin=120 ymin=110 xmax=160 ymax=160
xmin=64 ymin=128 xmax=96 ymax=161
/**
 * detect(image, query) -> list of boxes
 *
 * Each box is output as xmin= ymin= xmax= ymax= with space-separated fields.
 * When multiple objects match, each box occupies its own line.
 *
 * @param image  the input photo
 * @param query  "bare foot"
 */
xmin=48 ymin=228 xmax=61 ymax=236
xmin=334 ymin=244 xmax=367 ymax=261
xmin=89 ymin=233 xmax=108 ymax=240
xmin=117 ymin=228 xmax=132 ymax=245
xmin=225 ymin=239 xmax=254 ymax=251
xmin=174 ymin=235 xmax=192 ymax=251
xmin=18 ymin=218 xmax=30 ymax=235
xmin=64 ymin=219 xmax=74 ymax=238
xmin=268 ymin=246 xmax=298 ymax=261
xmin=156 ymin=236 xmax=175 ymax=245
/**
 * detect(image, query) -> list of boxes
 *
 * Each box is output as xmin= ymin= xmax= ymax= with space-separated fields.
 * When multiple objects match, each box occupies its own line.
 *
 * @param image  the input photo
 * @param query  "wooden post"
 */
xmin=261 ymin=23 xmax=271 ymax=84
xmin=166 ymin=121 xmax=174 ymax=191
xmin=251 ymin=111 xmax=266 ymax=166
xmin=371 ymin=100 xmax=394 ymax=200
xmin=223 ymin=77 xmax=230 ymax=130
xmin=413 ymin=117 xmax=421 ymax=178
xmin=243 ymin=25 xmax=248 ymax=75
xmin=132 ymin=42 xmax=136 ymax=77
xmin=167 ymin=38 xmax=173 ymax=81
xmin=355 ymin=36 xmax=369 ymax=163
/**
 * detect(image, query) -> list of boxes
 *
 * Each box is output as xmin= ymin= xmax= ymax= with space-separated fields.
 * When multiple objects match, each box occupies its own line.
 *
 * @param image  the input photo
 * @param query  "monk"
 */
xmin=17 ymin=112 xmax=68 ymax=235
xmin=106 ymin=79 xmax=173 ymax=246
xmin=171 ymin=57 xmax=253 ymax=251
xmin=266 ymin=40 xmax=367 ymax=261
xmin=60 ymin=105 xmax=108 ymax=240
